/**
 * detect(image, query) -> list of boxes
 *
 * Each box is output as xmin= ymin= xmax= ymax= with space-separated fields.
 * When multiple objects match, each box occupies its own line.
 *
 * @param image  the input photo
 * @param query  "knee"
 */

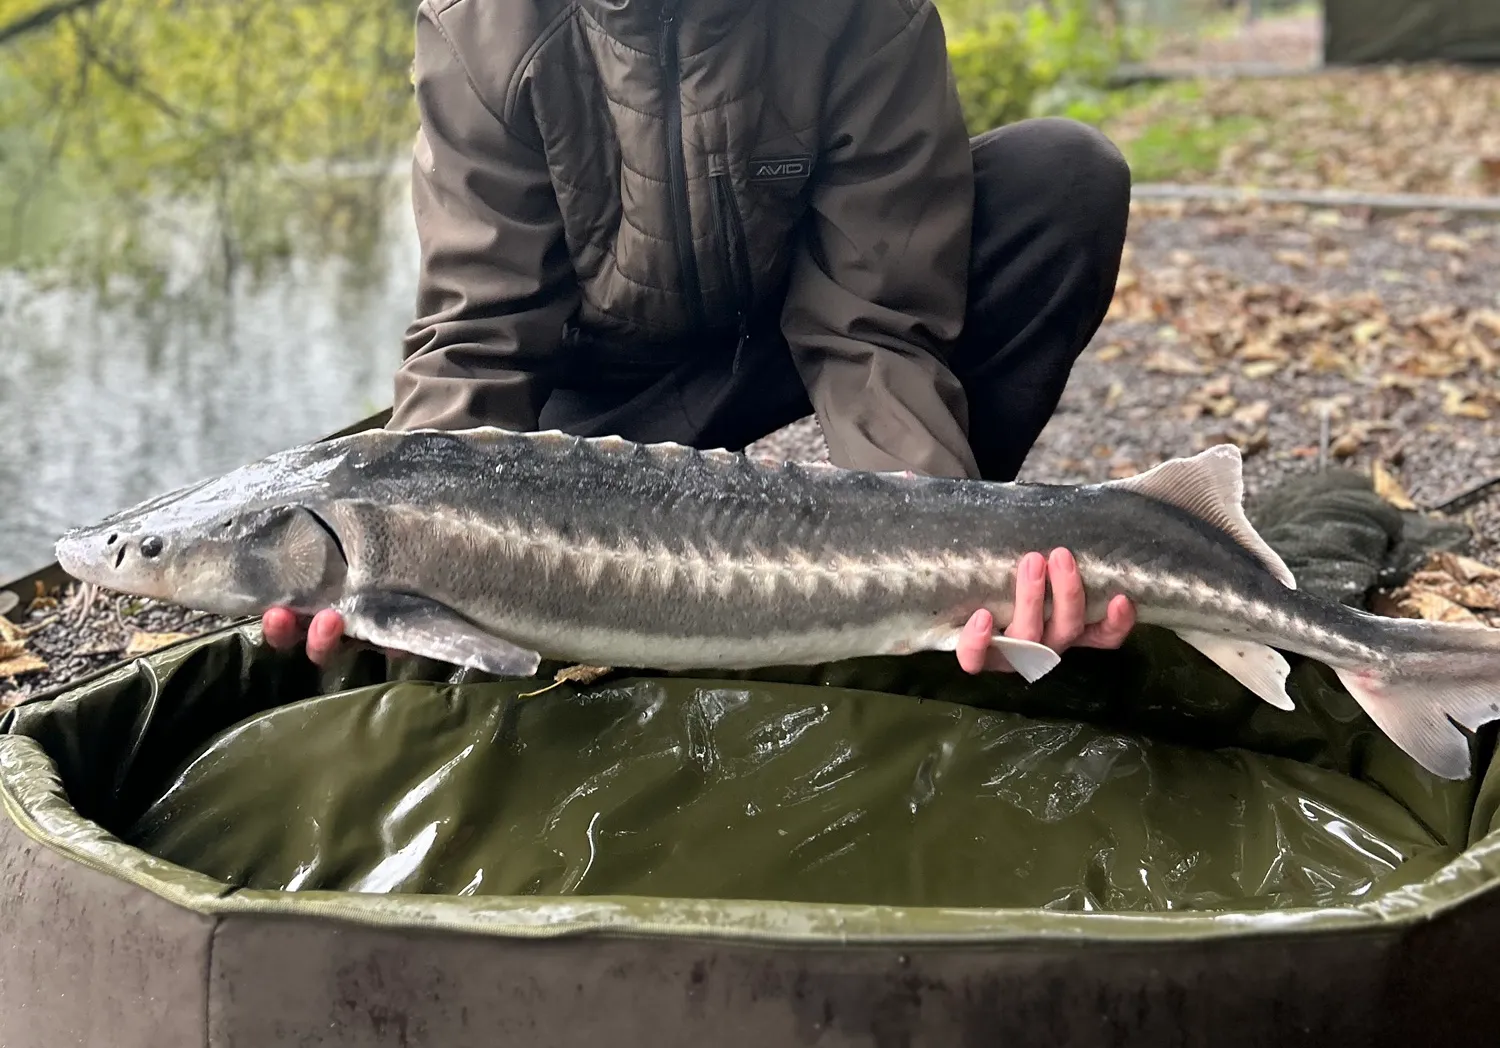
xmin=972 ymin=117 xmax=1131 ymax=238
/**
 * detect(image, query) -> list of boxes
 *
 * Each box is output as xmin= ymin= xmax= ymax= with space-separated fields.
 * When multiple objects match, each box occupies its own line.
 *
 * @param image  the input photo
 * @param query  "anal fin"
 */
xmin=1175 ymin=628 xmax=1294 ymax=710
xmin=339 ymin=591 xmax=541 ymax=678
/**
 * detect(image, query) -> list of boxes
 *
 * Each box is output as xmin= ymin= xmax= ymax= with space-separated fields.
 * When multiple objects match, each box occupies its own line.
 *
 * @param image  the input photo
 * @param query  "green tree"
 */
xmin=0 ymin=0 xmax=417 ymax=295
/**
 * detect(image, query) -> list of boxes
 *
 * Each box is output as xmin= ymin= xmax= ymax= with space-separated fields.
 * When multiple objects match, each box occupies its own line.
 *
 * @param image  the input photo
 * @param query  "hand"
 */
xmin=955 ymin=548 xmax=1136 ymax=675
xmin=262 ymin=606 xmax=350 ymax=667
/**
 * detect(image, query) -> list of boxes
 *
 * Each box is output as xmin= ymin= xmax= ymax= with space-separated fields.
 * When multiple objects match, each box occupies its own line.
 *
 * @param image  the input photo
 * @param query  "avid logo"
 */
xmin=748 ymin=155 xmax=812 ymax=182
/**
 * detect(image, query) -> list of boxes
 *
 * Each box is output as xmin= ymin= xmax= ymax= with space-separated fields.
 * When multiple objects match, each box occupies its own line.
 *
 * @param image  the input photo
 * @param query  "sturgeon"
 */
xmin=55 ymin=426 xmax=1500 ymax=780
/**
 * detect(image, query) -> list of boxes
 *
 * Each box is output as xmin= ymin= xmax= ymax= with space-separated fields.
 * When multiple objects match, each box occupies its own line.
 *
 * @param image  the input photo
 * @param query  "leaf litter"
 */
xmin=1 ymin=584 xmax=240 ymax=708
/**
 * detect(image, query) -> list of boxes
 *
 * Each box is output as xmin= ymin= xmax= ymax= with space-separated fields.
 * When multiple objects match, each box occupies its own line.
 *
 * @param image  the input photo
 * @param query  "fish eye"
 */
xmin=106 ymin=533 xmax=118 ymax=546
xmin=140 ymin=536 xmax=164 ymax=559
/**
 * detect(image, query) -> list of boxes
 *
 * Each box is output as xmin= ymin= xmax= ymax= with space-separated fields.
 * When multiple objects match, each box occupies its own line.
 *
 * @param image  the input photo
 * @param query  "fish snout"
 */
xmin=56 ymin=526 xmax=168 ymax=583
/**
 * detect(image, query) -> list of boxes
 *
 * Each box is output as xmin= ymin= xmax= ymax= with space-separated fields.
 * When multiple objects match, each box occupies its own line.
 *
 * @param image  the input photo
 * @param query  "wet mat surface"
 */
xmin=121 ymin=674 xmax=1455 ymax=911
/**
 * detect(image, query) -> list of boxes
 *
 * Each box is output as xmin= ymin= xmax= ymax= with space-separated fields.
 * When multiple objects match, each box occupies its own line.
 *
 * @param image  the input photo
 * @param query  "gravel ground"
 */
xmin=4 ymin=198 xmax=1498 ymax=707
xmin=1 ymin=585 xmax=243 ymax=706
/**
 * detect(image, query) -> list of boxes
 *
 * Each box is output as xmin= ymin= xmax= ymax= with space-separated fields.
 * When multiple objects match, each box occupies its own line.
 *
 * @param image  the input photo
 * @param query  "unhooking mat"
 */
xmin=3 ymin=465 xmax=1500 ymax=1046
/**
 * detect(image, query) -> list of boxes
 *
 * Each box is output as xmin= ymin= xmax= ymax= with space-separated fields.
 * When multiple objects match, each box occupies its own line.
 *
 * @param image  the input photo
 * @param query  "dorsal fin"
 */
xmin=1100 ymin=444 xmax=1297 ymax=590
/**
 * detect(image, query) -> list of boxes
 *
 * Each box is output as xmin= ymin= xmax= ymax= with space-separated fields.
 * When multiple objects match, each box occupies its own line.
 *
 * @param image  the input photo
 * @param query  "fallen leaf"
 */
xmin=1242 ymin=360 xmax=1282 ymax=379
xmin=1352 ymin=319 xmax=1388 ymax=346
xmin=1207 ymin=395 xmax=1238 ymax=418
xmin=0 ymin=591 xmax=16 ymax=617
xmin=1238 ymin=428 xmax=1270 ymax=456
xmin=1095 ymin=343 xmax=1126 ymax=362
xmin=518 ymin=663 xmax=616 ymax=699
xmin=1274 ymin=249 xmax=1311 ymax=270
xmin=1372 ymin=460 xmax=1418 ymax=510
xmin=1436 ymin=552 xmax=1500 ymax=582
xmin=1330 ymin=432 xmax=1363 ymax=458
xmin=73 ymin=640 xmax=125 ymax=657
xmin=1143 ymin=348 xmax=1205 ymax=375
xmin=555 ymin=664 xmax=614 ymax=686
xmin=1200 ymin=375 xmax=1234 ymax=398
xmin=1399 ymin=590 xmax=1481 ymax=624
xmin=1109 ymin=461 xmax=1140 ymax=479
xmin=1232 ymin=400 xmax=1271 ymax=426
xmin=124 ymin=631 xmax=192 ymax=658
xmin=0 ymin=653 xmax=46 ymax=678
xmin=1454 ymin=585 xmax=1500 ymax=610
xmin=1239 ymin=340 xmax=1289 ymax=363
xmin=0 ymin=640 xmax=26 ymax=660
xmin=1425 ymin=232 xmax=1470 ymax=255
xmin=1441 ymin=384 xmax=1492 ymax=420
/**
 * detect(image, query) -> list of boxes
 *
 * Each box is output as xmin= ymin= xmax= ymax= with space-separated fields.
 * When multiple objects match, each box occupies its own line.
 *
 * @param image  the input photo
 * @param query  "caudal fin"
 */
xmin=1333 ymin=613 xmax=1500 ymax=780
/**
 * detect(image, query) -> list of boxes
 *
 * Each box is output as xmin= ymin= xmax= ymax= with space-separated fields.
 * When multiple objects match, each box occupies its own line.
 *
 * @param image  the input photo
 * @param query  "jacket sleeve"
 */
xmin=779 ymin=0 xmax=979 ymax=479
xmin=388 ymin=1 xmax=579 ymax=433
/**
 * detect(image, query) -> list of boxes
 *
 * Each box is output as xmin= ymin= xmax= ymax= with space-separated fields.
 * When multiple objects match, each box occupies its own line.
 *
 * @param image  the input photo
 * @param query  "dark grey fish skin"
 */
xmin=55 ymin=427 xmax=1500 ymax=781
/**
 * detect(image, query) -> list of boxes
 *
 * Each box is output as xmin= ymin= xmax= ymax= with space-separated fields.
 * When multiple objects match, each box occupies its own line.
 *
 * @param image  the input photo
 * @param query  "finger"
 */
xmin=1005 ymin=552 xmax=1047 ymax=643
xmin=262 ymin=606 xmax=305 ymax=651
xmin=1075 ymin=594 xmax=1137 ymax=650
xmin=956 ymin=608 xmax=998 ymax=675
xmin=305 ymin=609 xmax=345 ymax=667
xmin=1042 ymin=547 xmax=1087 ymax=651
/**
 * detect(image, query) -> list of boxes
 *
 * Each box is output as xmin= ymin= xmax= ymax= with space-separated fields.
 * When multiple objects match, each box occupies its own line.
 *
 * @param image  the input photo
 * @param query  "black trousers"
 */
xmin=537 ymin=117 xmax=1132 ymax=483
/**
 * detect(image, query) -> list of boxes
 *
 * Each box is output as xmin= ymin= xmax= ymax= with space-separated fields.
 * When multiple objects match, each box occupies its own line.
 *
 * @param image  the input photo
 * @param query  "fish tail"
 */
xmin=1329 ymin=611 xmax=1500 ymax=780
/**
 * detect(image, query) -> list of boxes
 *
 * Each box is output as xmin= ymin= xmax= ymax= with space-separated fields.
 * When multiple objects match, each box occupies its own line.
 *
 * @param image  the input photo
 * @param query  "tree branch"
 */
xmin=0 ymin=0 xmax=104 ymax=47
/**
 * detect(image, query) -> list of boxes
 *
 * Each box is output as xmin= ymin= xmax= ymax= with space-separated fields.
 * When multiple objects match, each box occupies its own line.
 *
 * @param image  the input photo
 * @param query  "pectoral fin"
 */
xmin=928 ymin=630 xmax=1062 ymax=682
xmin=1175 ymin=628 xmax=1295 ymax=710
xmin=338 ymin=591 xmax=541 ymax=678
xmin=988 ymin=636 xmax=1063 ymax=682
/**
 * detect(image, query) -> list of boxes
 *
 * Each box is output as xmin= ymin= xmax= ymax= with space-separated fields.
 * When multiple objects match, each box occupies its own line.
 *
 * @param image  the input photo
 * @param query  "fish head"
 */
xmin=54 ymin=445 xmax=353 ymax=617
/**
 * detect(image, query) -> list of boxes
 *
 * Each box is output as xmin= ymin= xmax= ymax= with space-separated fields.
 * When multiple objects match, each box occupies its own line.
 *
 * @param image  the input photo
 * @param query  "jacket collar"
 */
xmin=577 ymin=0 xmax=751 ymax=58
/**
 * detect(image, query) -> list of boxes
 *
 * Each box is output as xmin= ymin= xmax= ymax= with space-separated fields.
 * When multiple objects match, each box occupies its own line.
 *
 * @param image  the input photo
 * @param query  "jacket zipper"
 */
xmin=711 ymin=165 xmax=753 ymax=354
xmin=659 ymin=1 xmax=706 ymax=331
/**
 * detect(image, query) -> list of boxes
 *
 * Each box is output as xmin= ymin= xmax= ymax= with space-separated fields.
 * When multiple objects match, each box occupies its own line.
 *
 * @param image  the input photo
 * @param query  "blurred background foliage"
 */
xmin=0 ymin=0 xmax=1263 ymax=296
xmin=0 ymin=0 xmax=417 ymax=296
xmin=943 ymin=0 xmax=1147 ymax=131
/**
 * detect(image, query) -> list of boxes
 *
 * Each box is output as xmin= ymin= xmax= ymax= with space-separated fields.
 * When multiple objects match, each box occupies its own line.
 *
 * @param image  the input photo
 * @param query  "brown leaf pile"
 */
xmin=1379 ymin=552 xmax=1500 ymax=628
xmin=1106 ymin=247 xmax=1500 ymax=461
xmin=1106 ymin=66 xmax=1500 ymax=197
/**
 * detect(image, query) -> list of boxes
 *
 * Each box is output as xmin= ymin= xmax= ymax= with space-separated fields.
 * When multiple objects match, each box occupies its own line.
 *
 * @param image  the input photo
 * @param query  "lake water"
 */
xmin=0 ymin=182 xmax=419 ymax=579
xmin=0 ymin=6 xmax=424 ymax=580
